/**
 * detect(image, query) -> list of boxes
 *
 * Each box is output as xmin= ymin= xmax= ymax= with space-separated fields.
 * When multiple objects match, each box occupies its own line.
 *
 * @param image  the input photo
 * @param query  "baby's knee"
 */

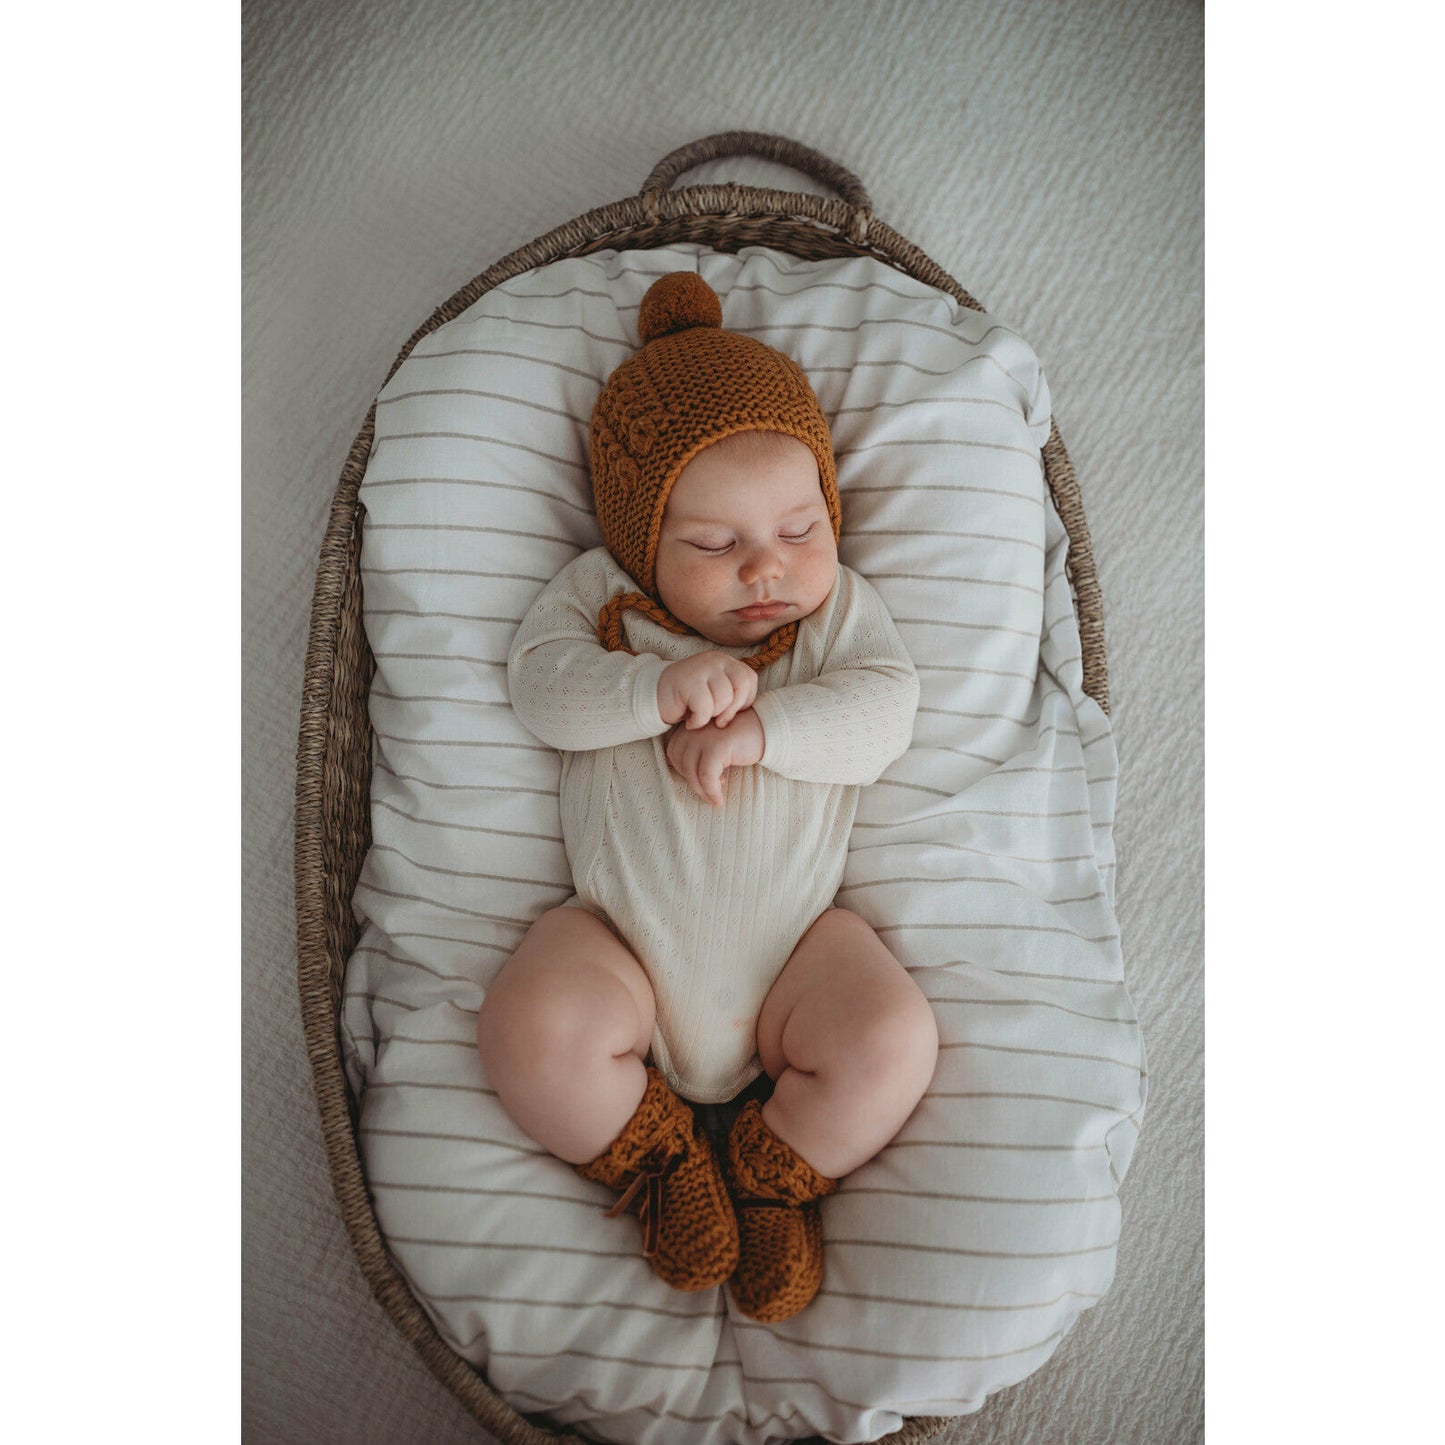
xmin=478 ymin=917 xmax=654 ymax=1081
xmin=819 ymin=963 xmax=936 ymax=1099
xmin=815 ymin=906 xmax=879 ymax=951
xmin=862 ymin=985 xmax=938 ymax=1078
xmin=479 ymin=968 xmax=594 ymax=1077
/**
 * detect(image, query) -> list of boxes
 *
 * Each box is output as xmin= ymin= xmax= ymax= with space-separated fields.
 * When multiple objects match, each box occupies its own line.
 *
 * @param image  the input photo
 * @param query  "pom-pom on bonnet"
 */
xmin=590 ymin=272 xmax=840 ymax=669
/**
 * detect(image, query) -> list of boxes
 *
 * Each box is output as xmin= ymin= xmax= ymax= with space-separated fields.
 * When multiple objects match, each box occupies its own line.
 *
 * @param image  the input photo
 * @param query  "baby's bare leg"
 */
xmin=476 ymin=907 xmax=657 ymax=1165
xmin=755 ymin=909 xmax=939 ymax=1180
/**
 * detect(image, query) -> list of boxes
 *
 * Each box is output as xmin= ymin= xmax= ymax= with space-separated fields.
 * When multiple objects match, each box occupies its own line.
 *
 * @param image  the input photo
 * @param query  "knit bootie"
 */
xmin=576 ymin=1066 xmax=739 ymax=1291
xmin=724 ymin=1100 xmax=838 ymax=1323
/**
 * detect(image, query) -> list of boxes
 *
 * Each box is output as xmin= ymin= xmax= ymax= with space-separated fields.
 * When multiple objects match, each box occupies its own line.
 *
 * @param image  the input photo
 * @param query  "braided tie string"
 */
xmin=597 ymin=592 xmax=798 ymax=673
xmin=597 ymin=591 xmax=693 ymax=650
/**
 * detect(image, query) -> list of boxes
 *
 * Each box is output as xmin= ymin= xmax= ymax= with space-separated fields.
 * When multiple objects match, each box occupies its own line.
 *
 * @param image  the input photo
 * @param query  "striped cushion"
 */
xmin=341 ymin=244 xmax=1144 ymax=1443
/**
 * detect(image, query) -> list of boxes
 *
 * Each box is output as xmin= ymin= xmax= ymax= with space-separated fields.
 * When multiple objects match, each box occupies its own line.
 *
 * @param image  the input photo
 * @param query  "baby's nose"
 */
xmin=738 ymin=544 xmax=785 ymax=584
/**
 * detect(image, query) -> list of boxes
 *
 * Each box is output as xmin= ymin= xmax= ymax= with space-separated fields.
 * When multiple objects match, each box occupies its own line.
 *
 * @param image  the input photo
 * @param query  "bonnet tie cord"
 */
xmin=598 ymin=591 xmax=693 ymax=650
xmin=597 ymin=591 xmax=798 ymax=673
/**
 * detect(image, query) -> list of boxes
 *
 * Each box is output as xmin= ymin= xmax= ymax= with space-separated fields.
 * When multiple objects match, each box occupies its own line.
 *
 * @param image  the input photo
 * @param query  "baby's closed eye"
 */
xmin=687 ymin=523 xmax=817 ymax=553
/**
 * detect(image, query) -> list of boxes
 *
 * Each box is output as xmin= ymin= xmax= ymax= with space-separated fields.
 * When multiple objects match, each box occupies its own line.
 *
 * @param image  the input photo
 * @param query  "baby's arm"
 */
xmin=751 ymin=568 xmax=920 ymax=786
xmin=508 ymin=553 xmax=674 ymax=751
xmin=510 ymin=551 xmax=761 ymax=751
xmin=664 ymin=570 xmax=917 ymax=801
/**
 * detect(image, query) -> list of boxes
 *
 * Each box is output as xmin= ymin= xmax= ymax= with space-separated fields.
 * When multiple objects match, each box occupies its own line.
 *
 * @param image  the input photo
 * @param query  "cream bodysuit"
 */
xmin=507 ymin=548 xmax=919 ymax=1103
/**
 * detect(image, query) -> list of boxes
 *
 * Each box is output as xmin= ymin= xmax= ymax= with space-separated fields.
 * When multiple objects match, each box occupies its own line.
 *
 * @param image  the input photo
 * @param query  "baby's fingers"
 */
xmin=716 ymin=669 xmax=756 ymax=727
xmin=698 ymin=753 xmax=727 ymax=806
xmin=684 ymin=683 xmax=714 ymax=729
xmin=715 ymin=681 xmax=748 ymax=728
xmin=667 ymin=733 xmax=725 ymax=806
xmin=681 ymin=742 xmax=721 ymax=805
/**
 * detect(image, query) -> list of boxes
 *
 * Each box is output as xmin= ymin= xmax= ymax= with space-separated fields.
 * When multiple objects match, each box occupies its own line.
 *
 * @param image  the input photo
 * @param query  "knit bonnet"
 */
xmin=590 ymin=272 xmax=840 ymax=668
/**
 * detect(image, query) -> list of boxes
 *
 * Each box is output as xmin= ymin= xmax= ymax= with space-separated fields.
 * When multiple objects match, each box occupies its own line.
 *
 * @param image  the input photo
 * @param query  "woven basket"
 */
xmin=294 ymin=132 xmax=1110 ymax=1445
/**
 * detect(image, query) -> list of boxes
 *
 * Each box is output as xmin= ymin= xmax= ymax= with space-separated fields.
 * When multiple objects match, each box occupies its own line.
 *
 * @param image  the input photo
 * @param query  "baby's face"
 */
xmin=655 ymin=431 xmax=838 ymax=649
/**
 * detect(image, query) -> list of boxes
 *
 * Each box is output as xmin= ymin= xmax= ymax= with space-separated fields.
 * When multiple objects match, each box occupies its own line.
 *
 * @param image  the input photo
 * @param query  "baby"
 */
xmin=477 ymin=273 xmax=939 ymax=1323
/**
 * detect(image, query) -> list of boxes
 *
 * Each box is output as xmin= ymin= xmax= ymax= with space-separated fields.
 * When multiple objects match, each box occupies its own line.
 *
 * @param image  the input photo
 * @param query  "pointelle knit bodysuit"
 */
xmin=507 ymin=547 xmax=919 ymax=1103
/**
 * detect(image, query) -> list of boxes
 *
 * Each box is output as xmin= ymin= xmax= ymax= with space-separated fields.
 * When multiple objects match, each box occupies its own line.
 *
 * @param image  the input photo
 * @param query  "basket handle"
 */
xmin=640 ymin=131 xmax=872 ymax=210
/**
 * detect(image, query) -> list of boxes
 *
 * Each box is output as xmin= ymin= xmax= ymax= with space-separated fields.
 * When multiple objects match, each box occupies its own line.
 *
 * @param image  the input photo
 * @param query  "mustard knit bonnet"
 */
xmin=590 ymin=272 xmax=841 ymax=669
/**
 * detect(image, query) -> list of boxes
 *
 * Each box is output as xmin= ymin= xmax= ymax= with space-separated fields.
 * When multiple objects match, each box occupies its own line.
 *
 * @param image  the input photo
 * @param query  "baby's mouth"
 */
xmin=732 ymin=601 xmax=790 ymax=621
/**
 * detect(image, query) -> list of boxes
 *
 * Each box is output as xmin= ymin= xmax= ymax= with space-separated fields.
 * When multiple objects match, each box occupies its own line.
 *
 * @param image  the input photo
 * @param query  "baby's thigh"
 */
xmin=755 ymin=908 xmax=936 ymax=1079
xmin=478 ymin=906 xmax=656 ymax=1063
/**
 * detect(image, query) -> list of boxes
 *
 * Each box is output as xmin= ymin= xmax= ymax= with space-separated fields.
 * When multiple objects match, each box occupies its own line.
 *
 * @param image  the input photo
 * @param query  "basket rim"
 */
xmin=295 ymin=135 xmax=1107 ymax=1445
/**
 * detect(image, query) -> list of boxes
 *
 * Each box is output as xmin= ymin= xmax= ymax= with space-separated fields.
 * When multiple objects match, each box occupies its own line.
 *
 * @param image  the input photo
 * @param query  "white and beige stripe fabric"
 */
xmin=341 ymin=245 xmax=1145 ymax=1444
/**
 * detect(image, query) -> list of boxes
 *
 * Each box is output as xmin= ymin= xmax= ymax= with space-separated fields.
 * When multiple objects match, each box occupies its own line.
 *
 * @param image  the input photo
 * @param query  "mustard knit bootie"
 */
xmin=576 ymin=1066 xmax=739 ymax=1291
xmin=724 ymin=1100 xmax=838 ymax=1323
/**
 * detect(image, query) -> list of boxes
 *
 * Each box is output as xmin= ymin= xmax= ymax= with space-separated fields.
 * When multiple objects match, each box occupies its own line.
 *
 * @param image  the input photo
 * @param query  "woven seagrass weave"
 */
xmin=295 ymin=132 xmax=1109 ymax=1445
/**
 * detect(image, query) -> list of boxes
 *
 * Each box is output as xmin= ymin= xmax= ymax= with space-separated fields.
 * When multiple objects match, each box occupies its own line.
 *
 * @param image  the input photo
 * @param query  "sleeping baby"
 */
xmin=476 ymin=272 xmax=939 ymax=1324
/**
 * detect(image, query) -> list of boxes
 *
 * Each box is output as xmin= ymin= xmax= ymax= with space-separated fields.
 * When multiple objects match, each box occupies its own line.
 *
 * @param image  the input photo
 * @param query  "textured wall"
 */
xmin=243 ymin=1 xmax=1202 ymax=1440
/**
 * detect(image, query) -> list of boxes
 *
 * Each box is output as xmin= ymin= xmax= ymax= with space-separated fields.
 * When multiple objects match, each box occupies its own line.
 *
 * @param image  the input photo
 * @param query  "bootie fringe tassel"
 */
xmin=576 ymin=1066 xmax=739 ymax=1291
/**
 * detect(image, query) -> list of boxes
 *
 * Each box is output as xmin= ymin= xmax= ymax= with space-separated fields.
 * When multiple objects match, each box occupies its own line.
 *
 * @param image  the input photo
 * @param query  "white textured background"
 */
xmin=243 ymin=1 xmax=1203 ymax=1441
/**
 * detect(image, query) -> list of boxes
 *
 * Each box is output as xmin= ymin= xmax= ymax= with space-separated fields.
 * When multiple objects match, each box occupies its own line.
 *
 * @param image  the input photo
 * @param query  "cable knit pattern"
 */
xmin=507 ymin=546 xmax=919 ymax=1102
xmin=725 ymin=1100 xmax=837 ymax=1323
xmin=575 ymin=1066 xmax=739 ymax=1291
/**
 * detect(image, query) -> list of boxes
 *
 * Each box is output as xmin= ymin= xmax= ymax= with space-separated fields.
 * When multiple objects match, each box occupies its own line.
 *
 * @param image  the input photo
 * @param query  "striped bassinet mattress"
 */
xmin=339 ymin=244 xmax=1145 ymax=1444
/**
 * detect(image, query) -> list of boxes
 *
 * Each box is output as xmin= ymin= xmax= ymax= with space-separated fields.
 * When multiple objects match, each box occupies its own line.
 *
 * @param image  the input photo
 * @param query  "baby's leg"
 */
xmin=476 ymin=906 xmax=656 ymax=1165
xmin=755 ymin=908 xmax=938 ymax=1180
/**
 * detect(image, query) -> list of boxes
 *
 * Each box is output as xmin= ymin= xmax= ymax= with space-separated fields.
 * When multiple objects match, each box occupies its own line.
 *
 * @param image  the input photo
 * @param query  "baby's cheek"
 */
xmin=655 ymin=555 xmax=695 ymax=617
xmin=677 ymin=557 xmax=714 ymax=595
xmin=801 ymin=552 xmax=839 ymax=608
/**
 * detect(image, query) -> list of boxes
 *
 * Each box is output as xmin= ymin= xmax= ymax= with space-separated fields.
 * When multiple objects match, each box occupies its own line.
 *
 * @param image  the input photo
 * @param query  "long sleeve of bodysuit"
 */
xmin=507 ymin=550 xmax=671 ymax=751
xmin=751 ymin=566 xmax=920 ymax=786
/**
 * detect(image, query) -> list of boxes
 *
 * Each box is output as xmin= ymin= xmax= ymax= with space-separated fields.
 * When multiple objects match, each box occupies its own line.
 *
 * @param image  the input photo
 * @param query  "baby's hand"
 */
xmin=665 ymin=710 xmax=766 ymax=806
xmin=657 ymin=652 xmax=758 ymax=730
